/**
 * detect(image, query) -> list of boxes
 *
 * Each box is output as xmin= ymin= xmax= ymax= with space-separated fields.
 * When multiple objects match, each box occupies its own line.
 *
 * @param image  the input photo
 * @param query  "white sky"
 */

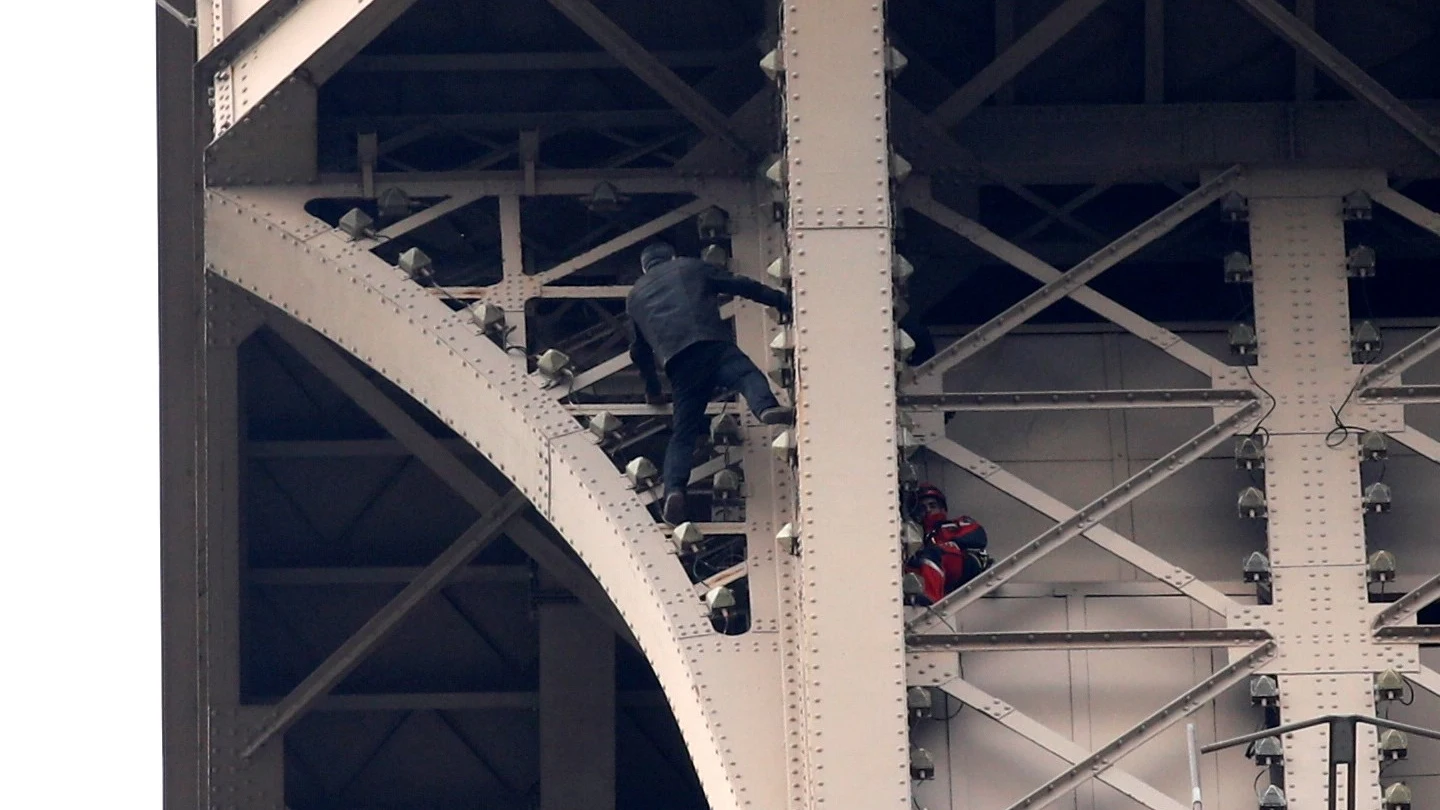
xmin=0 ymin=5 xmax=161 ymax=806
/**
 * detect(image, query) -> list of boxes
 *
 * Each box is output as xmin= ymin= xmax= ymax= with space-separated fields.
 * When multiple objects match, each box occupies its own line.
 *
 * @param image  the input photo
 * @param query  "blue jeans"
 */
xmin=662 ymin=341 xmax=779 ymax=495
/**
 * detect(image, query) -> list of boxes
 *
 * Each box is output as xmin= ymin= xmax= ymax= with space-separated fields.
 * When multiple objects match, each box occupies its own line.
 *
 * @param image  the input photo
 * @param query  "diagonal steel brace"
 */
xmin=911 ymin=165 xmax=1242 ymax=382
xmin=941 ymin=677 xmax=1188 ymax=810
xmin=1004 ymin=641 xmax=1278 ymax=810
xmin=923 ymin=438 xmax=1239 ymax=618
xmin=911 ymin=401 xmax=1259 ymax=630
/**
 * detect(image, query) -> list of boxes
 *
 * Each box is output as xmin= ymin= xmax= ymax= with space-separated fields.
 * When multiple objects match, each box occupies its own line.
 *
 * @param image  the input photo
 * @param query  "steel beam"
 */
xmin=1015 ymin=181 xmax=1115 ymax=241
xmin=206 ymin=0 xmax=420 ymax=183
xmin=247 ymin=438 xmax=474 ymax=457
xmin=249 ymin=565 xmax=531 ymax=585
xmin=913 ymin=403 xmax=1259 ymax=628
xmin=1393 ymin=428 xmax=1440 ymax=465
xmin=299 ymin=168 xmax=737 ymax=203
xmin=1373 ymin=187 xmax=1440 ymax=240
xmin=1407 ymin=665 xmax=1440 ymax=698
xmin=903 ymin=189 xmax=1220 ymax=378
xmin=694 ymin=562 xmax=748 ymax=595
xmin=538 ymin=285 xmax=632 ymax=299
xmin=533 ymin=199 xmax=713 ymax=286
xmin=1002 ymin=642 xmax=1277 ymax=810
xmin=159 ymin=2 xmax=205 ymax=804
xmin=912 ymin=166 xmax=1242 ymax=382
xmin=437 ymin=285 xmax=633 ymax=301
xmin=939 ymin=679 xmax=1187 ymax=810
xmin=264 ymin=315 xmax=639 ymax=649
xmin=241 ymin=488 xmax=529 ymax=757
xmin=498 ymin=194 xmax=527 ymax=360
xmin=563 ymin=403 xmax=724 ymax=417
xmin=544 ymin=0 xmax=752 ymax=158
xmin=291 ymin=690 xmax=669 ymax=711
xmin=195 ymin=0 xmax=303 ymax=78
xmin=922 ymin=438 xmax=1239 ymax=617
xmin=1353 ymin=324 xmax=1440 ymax=389
xmin=948 ymin=101 xmax=1440 ymax=184
xmin=1373 ymin=572 xmax=1440 ymax=629
xmin=783 ymin=0 xmax=908 ymax=807
xmin=1375 ymin=626 xmax=1440 ymax=643
xmin=562 ymin=354 xmax=634 ymax=397
xmin=539 ymin=592 xmax=616 ymax=810
xmin=931 ymin=0 xmax=1109 ymax=128
xmin=334 ymin=109 xmax=688 ymax=134
xmin=345 ymin=50 xmax=736 ymax=72
xmin=899 ymin=388 xmax=1253 ymax=412
xmin=375 ymin=193 xmax=484 ymax=239
xmin=909 ymin=628 xmax=1270 ymax=652
xmin=1231 ymin=0 xmax=1440 ymax=159
xmin=1359 ymin=385 xmax=1440 ymax=405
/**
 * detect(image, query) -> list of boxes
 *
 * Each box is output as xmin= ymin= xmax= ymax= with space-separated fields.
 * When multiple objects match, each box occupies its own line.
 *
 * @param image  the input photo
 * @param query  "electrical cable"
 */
xmin=1242 ymin=364 xmax=1277 ymax=445
xmin=1327 ymin=272 xmax=1384 ymax=447
xmin=1326 ymin=360 xmax=1381 ymax=449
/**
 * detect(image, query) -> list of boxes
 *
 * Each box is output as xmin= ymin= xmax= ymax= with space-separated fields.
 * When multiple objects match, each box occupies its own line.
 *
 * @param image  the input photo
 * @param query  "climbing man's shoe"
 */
xmin=759 ymin=406 xmax=795 ymax=426
xmin=662 ymin=491 xmax=688 ymax=525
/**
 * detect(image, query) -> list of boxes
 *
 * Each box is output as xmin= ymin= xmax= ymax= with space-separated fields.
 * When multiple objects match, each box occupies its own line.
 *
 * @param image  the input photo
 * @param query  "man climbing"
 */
xmin=905 ymin=483 xmax=991 ymax=606
xmin=627 ymin=242 xmax=795 ymax=525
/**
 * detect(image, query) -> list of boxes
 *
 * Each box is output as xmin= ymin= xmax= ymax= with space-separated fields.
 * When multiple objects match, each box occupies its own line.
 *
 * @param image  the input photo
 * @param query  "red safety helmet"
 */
xmin=914 ymin=483 xmax=947 ymax=513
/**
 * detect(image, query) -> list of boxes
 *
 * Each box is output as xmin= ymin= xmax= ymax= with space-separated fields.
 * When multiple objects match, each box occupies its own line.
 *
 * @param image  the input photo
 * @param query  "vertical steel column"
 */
xmin=159 ymin=3 xmax=203 ymax=806
xmin=1247 ymin=176 xmax=1380 ymax=810
xmin=202 ymin=286 xmax=284 ymax=809
xmin=707 ymin=185 xmax=791 ymax=810
xmin=498 ymin=195 xmax=529 ymax=365
xmin=730 ymin=185 xmax=795 ymax=638
xmin=782 ymin=1 xmax=909 ymax=808
xmin=539 ymin=593 xmax=616 ymax=810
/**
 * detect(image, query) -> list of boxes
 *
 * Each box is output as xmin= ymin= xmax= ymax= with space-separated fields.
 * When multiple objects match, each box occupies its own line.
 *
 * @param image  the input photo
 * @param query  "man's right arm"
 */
xmin=706 ymin=267 xmax=792 ymax=315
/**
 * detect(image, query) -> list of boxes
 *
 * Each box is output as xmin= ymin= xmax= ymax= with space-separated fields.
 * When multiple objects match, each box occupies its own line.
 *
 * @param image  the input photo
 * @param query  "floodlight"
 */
xmin=697 ymin=207 xmax=730 ymax=242
xmin=587 ymin=411 xmax=622 ymax=440
xmin=1250 ymin=674 xmax=1279 ymax=707
xmin=398 ymin=247 xmax=433 ymax=281
xmin=1347 ymin=245 xmax=1377 ymax=278
xmin=1369 ymin=550 xmax=1398 ymax=584
xmin=1243 ymin=551 xmax=1271 ymax=583
xmin=338 ymin=208 xmax=374 ymax=239
xmin=1224 ymin=252 xmax=1253 ymax=284
xmin=1364 ymin=482 xmax=1393 ymax=513
xmin=1376 ymin=668 xmax=1406 ymax=702
xmin=624 ymin=457 xmax=657 ymax=489
xmin=376 ymin=187 xmax=411 ymax=219
xmin=1343 ymin=190 xmax=1373 ymax=221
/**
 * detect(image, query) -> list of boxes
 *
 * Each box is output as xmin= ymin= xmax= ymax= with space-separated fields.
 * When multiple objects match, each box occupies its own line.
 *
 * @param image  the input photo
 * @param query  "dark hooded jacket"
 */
xmin=626 ymin=256 xmax=790 ymax=392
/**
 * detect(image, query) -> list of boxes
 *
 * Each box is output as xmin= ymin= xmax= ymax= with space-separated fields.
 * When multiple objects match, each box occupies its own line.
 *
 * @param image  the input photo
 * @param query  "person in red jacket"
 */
xmin=905 ymin=483 xmax=991 ymax=606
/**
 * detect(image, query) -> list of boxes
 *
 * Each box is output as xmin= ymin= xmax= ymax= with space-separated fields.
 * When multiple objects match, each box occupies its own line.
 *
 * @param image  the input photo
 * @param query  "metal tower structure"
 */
xmin=158 ymin=2 xmax=1440 ymax=810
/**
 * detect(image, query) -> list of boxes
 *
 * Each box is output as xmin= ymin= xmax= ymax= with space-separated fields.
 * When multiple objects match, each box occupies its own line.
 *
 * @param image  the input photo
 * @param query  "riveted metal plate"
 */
xmin=682 ymin=639 xmax=787 ymax=810
xmin=782 ymin=1 xmax=891 ymax=228
xmin=1263 ymin=436 xmax=1365 ymax=568
xmin=208 ymin=706 xmax=284 ymax=810
xmin=907 ymin=651 xmax=961 ymax=686
xmin=1277 ymin=674 xmax=1381 ymax=810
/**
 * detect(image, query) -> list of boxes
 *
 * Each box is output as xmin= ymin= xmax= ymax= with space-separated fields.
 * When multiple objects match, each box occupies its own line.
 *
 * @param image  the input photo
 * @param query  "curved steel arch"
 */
xmin=205 ymin=185 xmax=784 ymax=810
